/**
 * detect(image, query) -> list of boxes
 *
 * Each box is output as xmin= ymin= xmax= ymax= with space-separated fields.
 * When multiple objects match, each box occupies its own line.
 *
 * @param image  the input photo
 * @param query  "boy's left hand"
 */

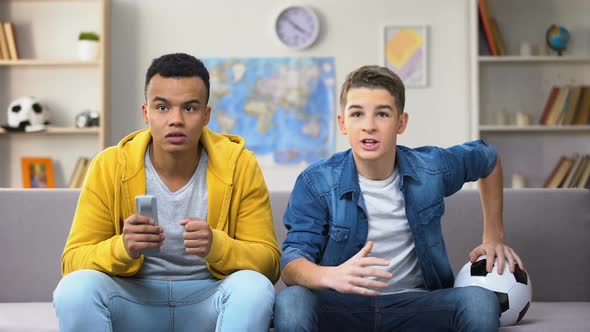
xmin=469 ymin=241 xmax=524 ymax=275
xmin=180 ymin=217 xmax=213 ymax=257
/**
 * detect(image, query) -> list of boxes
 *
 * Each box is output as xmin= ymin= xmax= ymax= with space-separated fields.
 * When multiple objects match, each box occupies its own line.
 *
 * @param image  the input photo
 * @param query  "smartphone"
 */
xmin=135 ymin=194 xmax=159 ymax=226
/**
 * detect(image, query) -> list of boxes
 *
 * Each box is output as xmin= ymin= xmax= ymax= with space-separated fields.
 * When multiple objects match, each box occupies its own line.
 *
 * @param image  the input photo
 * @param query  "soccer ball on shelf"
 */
xmin=2 ymin=96 xmax=49 ymax=132
xmin=454 ymin=256 xmax=532 ymax=327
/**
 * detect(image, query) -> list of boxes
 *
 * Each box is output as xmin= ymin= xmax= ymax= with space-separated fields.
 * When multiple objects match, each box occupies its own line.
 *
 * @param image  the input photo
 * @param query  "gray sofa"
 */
xmin=1 ymin=188 xmax=589 ymax=331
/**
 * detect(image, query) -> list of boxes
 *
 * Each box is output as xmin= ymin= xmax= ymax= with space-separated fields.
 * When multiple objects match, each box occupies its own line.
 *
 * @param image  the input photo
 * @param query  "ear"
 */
xmin=141 ymin=103 xmax=149 ymax=125
xmin=337 ymin=113 xmax=347 ymax=135
xmin=397 ymin=112 xmax=409 ymax=134
xmin=203 ymin=106 xmax=212 ymax=126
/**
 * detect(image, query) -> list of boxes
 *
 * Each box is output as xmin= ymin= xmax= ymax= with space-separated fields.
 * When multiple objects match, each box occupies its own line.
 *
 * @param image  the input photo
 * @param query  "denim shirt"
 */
xmin=281 ymin=140 xmax=497 ymax=290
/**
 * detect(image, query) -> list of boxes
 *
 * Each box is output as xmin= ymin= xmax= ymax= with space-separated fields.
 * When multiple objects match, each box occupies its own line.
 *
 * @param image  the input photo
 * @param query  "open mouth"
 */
xmin=166 ymin=132 xmax=186 ymax=138
xmin=361 ymin=138 xmax=378 ymax=146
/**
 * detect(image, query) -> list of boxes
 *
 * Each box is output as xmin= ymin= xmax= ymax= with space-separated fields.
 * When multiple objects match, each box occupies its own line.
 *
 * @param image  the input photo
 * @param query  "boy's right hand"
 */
xmin=122 ymin=214 xmax=164 ymax=259
xmin=323 ymin=241 xmax=393 ymax=296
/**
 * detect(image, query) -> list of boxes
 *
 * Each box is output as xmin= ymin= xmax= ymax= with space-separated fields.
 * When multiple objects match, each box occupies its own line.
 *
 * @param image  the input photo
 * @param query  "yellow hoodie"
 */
xmin=61 ymin=128 xmax=280 ymax=283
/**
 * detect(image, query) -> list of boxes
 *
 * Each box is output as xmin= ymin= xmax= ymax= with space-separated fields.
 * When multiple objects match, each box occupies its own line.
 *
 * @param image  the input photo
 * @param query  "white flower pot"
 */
xmin=77 ymin=40 xmax=99 ymax=61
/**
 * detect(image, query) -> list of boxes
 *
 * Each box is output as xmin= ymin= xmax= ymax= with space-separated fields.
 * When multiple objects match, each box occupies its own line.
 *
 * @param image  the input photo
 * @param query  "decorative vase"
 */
xmin=77 ymin=40 xmax=98 ymax=61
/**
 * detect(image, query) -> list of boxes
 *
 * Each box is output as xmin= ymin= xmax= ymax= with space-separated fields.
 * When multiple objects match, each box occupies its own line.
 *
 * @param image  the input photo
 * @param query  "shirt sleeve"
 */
xmin=280 ymin=172 xmax=330 ymax=271
xmin=440 ymin=139 xmax=497 ymax=196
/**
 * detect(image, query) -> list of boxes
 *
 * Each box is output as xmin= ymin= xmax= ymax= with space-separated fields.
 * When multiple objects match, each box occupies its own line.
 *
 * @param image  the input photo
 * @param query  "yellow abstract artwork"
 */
xmin=383 ymin=26 xmax=428 ymax=87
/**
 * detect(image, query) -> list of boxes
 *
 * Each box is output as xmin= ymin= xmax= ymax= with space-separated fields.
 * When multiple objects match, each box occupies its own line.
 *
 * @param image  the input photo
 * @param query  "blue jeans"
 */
xmin=53 ymin=269 xmax=275 ymax=332
xmin=274 ymin=286 xmax=499 ymax=332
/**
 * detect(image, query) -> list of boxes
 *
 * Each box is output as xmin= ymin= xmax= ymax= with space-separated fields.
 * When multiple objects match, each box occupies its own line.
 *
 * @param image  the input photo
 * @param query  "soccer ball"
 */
xmin=2 ymin=96 xmax=49 ymax=132
xmin=454 ymin=256 xmax=532 ymax=327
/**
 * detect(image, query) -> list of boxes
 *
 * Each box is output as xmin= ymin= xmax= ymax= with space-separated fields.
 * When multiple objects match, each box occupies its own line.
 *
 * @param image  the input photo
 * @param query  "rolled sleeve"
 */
xmin=441 ymin=140 xmax=497 ymax=195
xmin=280 ymin=173 xmax=330 ymax=271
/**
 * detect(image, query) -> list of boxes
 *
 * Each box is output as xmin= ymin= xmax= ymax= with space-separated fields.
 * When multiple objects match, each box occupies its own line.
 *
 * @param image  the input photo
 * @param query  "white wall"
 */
xmin=109 ymin=0 xmax=472 ymax=190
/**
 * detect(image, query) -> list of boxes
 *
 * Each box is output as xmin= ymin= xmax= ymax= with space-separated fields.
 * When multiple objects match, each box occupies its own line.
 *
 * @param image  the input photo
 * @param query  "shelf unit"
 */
xmin=0 ymin=0 xmax=110 ymax=188
xmin=470 ymin=0 xmax=590 ymax=188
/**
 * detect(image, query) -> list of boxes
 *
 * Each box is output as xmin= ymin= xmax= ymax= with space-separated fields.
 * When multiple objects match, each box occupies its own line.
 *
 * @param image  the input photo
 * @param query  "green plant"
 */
xmin=78 ymin=31 xmax=99 ymax=41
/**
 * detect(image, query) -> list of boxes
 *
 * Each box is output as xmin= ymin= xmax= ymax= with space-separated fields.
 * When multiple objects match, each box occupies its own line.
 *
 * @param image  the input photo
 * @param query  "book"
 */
xmin=569 ymin=155 xmax=588 ymax=188
xmin=3 ymin=22 xmax=18 ymax=60
xmin=555 ymin=87 xmax=573 ymax=125
xmin=478 ymin=18 xmax=491 ymax=55
xmin=68 ymin=157 xmax=89 ymax=188
xmin=560 ymin=86 xmax=582 ymax=125
xmin=573 ymin=86 xmax=590 ymax=125
xmin=545 ymin=87 xmax=569 ymax=125
xmin=543 ymin=156 xmax=565 ymax=188
xmin=561 ymin=154 xmax=582 ymax=188
xmin=544 ymin=156 xmax=574 ymax=188
xmin=478 ymin=0 xmax=497 ymax=56
xmin=576 ymin=156 xmax=590 ymax=188
xmin=539 ymin=86 xmax=559 ymax=125
xmin=77 ymin=159 xmax=91 ymax=187
xmin=0 ymin=22 xmax=10 ymax=60
xmin=489 ymin=18 xmax=505 ymax=56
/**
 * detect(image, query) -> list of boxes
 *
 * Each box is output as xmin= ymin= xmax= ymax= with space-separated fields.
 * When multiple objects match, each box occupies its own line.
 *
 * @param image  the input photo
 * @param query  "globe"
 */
xmin=545 ymin=25 xmax=570 ymax=55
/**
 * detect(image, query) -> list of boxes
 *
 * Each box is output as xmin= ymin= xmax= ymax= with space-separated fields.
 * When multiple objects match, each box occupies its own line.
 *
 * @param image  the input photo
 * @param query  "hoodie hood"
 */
xmin=117 ymin=127 xmax=245 ymax=185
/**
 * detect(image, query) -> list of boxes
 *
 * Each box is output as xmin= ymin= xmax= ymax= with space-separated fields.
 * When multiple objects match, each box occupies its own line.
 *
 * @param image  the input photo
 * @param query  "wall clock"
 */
xmin=275 ymin=6 xmax=320 ymax=50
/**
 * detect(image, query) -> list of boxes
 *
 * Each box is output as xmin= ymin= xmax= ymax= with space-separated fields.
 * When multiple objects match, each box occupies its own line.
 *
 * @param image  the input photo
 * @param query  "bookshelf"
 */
xmin=470 ymin=0 xmax=590 ymax=188
xmin=0 ymin=0 xmax=110 ymax=188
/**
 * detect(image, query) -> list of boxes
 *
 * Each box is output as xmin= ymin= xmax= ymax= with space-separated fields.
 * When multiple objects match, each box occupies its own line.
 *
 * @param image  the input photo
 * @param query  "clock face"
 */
xmin=275 ymin=6 xmax=320 ymax=50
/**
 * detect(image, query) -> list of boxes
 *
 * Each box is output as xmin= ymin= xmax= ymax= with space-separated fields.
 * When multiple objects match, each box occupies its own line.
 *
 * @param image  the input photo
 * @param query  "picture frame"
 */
xmin=21 ymin=157 xmax=55 ymax=188
xmin=382 ymin=25 xmax=428 ymax=87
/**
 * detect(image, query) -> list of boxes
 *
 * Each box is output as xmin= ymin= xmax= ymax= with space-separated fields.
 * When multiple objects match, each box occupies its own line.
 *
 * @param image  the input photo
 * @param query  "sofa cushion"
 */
xmin=0 ymin=303 xmax=58 ymax=332
xmin=501 ymin=302 xmax=590 ymax=331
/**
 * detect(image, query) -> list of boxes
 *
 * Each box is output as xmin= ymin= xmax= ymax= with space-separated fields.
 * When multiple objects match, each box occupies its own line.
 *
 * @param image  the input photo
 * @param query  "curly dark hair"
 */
xmin=144 ymin=53 xmax=210 ymax=104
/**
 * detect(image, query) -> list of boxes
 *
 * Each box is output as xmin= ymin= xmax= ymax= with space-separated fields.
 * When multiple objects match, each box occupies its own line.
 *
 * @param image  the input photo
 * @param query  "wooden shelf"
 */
xmin=0 ymin=59 xmax=101 ymax=66
xmin=479 ymin=56 xmax=590 ymax=63
xmin=480 ymin=125 xmax=590 ymax=133
xmin=0 ymin=127 xmax=99 ymax=135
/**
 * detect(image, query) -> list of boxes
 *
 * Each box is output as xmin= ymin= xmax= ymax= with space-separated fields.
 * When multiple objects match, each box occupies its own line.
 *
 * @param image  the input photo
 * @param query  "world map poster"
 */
xmin=203 ymin=57 xmax=335 ymax=166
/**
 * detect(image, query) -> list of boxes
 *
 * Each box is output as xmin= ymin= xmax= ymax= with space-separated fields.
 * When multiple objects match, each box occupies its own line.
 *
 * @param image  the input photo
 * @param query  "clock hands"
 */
xmin=285 ymin=17 xmax=310 ymax=36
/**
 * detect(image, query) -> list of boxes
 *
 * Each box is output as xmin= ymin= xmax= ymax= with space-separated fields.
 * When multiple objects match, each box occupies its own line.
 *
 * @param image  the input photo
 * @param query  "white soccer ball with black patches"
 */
xmin=454 ymin=256 xmax=532 ymax=327
xmin=3 ymin=96 xmax=49 ymax=132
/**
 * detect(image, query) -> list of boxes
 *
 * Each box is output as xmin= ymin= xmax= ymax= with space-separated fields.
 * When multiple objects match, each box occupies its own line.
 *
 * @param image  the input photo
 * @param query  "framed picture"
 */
xmin=382 ymin=25 xmax=428 ymax=87
xmin=21 ymin=157 xmax=55 ymax=188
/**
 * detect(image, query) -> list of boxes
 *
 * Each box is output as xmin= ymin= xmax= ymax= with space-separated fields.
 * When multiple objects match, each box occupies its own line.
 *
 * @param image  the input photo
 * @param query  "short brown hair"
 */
xmin=339 ymin=65 xmax=405 ymax=113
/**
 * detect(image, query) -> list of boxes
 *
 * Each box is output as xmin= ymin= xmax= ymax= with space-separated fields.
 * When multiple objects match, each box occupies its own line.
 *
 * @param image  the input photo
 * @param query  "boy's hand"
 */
xmin=323 ymin=241 xmax=393 ymax=296
xmin=180 ymin=217 xmax=213 ymax=257
xmin=122 ymin=214 xmax=164 ymax=259
xmin=469 ymin=242 xmax=524 ymax=274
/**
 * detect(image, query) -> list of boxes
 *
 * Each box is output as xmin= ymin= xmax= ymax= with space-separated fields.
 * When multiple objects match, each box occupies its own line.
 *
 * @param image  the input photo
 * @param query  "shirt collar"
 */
xmin=338 ymin=146 xmax=419 ymax=199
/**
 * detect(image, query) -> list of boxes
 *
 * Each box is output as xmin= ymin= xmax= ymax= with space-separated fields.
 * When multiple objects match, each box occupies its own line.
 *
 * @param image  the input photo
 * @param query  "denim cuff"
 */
xmin=280 ymin=247 xmax=317 ymax=271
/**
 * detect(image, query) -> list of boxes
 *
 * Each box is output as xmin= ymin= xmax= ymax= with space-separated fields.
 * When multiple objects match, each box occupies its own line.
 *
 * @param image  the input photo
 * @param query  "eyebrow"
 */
xmin=151 ymin=96 xmax=202 ymax=105
xmin=346 ymin=104 xmax=393 ymax=112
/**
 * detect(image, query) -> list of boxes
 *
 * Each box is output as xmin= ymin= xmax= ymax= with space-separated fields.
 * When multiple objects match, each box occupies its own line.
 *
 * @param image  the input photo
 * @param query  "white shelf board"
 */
xmin=480 ymin=125 xmax=590 ymax=133
xmin=0 ymin=127 xmax=99 ymax=135
xmin=479 ymin=56 xmax=590 ymax=63
xmin=0 ymin=59 xmax=101 ymax=66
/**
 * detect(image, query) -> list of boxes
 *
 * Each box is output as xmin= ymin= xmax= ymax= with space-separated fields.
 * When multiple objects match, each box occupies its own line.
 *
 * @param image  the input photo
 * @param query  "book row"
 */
xmin=0 ymin=21 xmax=19 ymax=60
xmin=540 ymin=86 xmax=590 ymax=126
xmin=544 ymin=154 xmax=590 ymax=189
xmin=478 ymin=0 xmax=505 ymax=56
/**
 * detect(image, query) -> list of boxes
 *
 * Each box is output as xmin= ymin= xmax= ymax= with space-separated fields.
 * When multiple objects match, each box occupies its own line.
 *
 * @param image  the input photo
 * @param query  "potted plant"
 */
xmin=77 ymin=31 xmax=100 ymax=60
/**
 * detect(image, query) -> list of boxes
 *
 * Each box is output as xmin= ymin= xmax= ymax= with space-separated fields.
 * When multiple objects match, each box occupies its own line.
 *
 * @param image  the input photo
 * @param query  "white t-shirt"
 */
xmin=359 ymin=168 xmax=425 ymax=294
xmin=136 ymin=145 xmax=213 ymax=280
